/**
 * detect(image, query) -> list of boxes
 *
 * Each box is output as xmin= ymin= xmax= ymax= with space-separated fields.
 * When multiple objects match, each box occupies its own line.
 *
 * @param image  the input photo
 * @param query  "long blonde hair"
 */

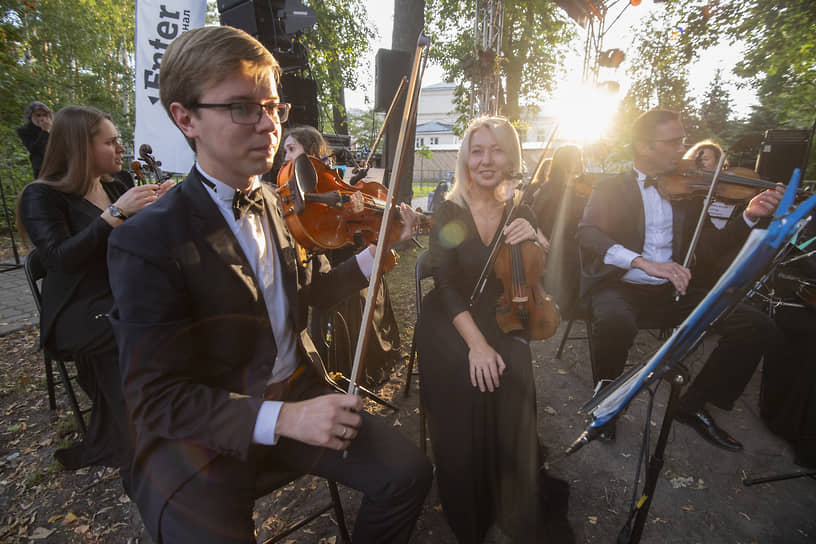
xmin=446 ymin=116 xmax=523 ymax=207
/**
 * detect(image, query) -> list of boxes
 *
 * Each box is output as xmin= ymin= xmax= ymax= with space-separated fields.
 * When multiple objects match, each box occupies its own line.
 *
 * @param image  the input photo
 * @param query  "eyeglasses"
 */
xmin=193 ymin=102 xmax=291 ymax=125
xmin=654 ymin=136 xmax=687 ymax=146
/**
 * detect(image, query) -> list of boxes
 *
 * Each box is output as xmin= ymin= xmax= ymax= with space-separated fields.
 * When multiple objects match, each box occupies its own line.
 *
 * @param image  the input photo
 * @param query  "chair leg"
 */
xmin=419 ymin=398 xmax=427 ymax=455
xmin=56 ymin=360 xmax=87 ymax=437
xmin=403 ymin=330 xmax=418 ymax=397
xmin=555 ymin=319 xmax=575 ymax=359
xmin=328 ymin=480 xmax=351 ymax=544
xmin=44 ymin=355 xmax=57 ymax=411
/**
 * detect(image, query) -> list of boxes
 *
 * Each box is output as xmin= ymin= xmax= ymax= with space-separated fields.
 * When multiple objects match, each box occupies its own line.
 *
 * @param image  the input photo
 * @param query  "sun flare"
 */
xmin=551 ymin=82 xmax=621 ymax=143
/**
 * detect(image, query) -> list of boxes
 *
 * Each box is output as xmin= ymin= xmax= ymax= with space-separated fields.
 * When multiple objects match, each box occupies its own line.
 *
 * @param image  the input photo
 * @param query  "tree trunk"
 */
xmin=386 ymin=0 xmax=424 ymax=205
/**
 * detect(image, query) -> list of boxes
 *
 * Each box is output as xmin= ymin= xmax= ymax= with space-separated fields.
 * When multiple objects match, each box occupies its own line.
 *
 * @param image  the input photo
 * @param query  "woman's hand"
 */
xmin=156 ymin=180 xmax=175 ymax=198
xmin=468 ymin=342 xmax=506 ymax=392
xmin=396 ymin=203 xmax=422 ymax=243
xmin=503 ymin=217 xmax=538 ymax=245
xmin=114 ymin=184 xmax=161 ymax=217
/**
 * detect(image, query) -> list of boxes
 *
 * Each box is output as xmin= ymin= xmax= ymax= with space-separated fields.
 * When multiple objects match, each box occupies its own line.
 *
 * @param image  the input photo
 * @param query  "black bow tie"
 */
xmin=232 ymin=188 xmax=265 ymax=220
xmin=643 ymin=176 xmax=659 ymax=189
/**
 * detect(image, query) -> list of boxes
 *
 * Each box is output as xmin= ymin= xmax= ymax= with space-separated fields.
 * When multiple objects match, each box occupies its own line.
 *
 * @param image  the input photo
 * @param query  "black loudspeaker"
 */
xmin=756 ymin=129 xmax=810 ymax=184
xmin=280 ymin=74 xmax=319 ymax=128
xmin=375 ymin=49 xmax=412 ymax=113
xmin=218 ymin=0 xmax=287 ymax=51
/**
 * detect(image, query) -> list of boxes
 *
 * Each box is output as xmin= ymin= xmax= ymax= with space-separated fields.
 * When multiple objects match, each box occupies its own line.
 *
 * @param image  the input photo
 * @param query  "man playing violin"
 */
xmin=106 ymin=26 xmax=430 ymax=543
xmin=578 ymin=109 xmax=784 ymax=451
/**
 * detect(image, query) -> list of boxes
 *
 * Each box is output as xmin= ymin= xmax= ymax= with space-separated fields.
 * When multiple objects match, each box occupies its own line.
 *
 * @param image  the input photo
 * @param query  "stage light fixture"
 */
xmin=598 ymin=48 xmax=625 ymax=68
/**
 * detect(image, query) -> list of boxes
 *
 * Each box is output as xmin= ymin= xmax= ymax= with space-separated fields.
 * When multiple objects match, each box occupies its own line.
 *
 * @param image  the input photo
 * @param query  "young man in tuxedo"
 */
xmin=577 ymin=109 xmax=784 ymax=451
xmin=107 ymin=26 xmax=431 ymax=543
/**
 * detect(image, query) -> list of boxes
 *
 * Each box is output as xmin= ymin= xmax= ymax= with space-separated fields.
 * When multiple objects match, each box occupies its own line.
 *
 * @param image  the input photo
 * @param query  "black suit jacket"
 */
xmin=107 ymin=168 xmax=368 ymax=536
xmin=577 ymin=170 xmax=752 ymax=298
xmin=19 ymin=180 xmax=127 ymax=352
xmin=17 ymin=122 xmax=49 ymax=175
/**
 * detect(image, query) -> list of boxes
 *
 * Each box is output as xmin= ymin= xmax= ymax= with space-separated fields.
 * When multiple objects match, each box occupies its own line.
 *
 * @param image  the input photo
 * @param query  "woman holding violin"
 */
xmin=17 ymin=106 xmax=172 ymax=491
xmin=416 ymin=116 xmax=571 ymax=543
xmin=531 ymin=143 xmax=587 ymax=317
xmin=281 ymin=126 xmax=405 ymax=384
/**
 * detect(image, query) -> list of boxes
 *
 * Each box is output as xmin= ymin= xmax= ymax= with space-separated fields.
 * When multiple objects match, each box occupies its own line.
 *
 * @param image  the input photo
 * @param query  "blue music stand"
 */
xmin=566 ymin=169 xmax=816 ymax=543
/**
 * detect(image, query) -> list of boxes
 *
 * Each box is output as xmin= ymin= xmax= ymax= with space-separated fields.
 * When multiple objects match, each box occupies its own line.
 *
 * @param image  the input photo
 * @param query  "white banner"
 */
xmin=135 ymin=0 xmax=206 ymax=175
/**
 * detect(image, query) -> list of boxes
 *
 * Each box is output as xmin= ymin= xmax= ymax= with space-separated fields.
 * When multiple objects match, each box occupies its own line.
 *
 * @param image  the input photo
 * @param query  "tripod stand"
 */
xmin=0 ymin=173 xmax=23 ymax=272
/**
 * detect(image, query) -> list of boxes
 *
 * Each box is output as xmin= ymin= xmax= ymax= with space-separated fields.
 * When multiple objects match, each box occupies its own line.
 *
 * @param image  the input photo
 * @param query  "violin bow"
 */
xmin=468 ymin=122 xmax=560 ymax=307
xmin=674 ymin=147 xmax=730 ymax=301
xmin=345 ymin=33 xmax=431 ymax=402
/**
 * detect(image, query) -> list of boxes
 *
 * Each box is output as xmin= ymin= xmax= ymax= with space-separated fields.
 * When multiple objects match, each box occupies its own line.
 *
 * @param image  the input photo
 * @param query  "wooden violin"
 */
xmin=471 ymin=125 xmax=561 ymax=341
xmin=654 ymin=159 xmax=805 ymax=203
xmin=276 ymin=153 xmax=430 ymax=253
xmin=131 ymin=161 xmax=147 ymax=185
xmin=494 ymin=235 xmax=560 ymax=340
xmin=138 ymin=144 xmax=172 ymax=184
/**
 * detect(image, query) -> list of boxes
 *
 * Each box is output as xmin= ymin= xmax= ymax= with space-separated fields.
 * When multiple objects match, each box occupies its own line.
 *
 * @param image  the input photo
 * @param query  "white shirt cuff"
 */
xmin=252 ymin=400 xmax=283 ymax=445
xmin=604 ymin=244 xmax=642 ymax=270
xmin=742 ymin=211 xmax=759 ymax=228
xmin=355 ymin=247 xmax=375 ymax=279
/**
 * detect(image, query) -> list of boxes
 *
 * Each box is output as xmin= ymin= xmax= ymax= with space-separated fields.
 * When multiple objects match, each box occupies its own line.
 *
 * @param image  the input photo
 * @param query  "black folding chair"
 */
xmin=403 ymin=250 xmax=433 ymax=453
xmin=256 ymin=471 xmax=350 ymax=544
xmin=23 ymin=249 xmax=88 ymax=436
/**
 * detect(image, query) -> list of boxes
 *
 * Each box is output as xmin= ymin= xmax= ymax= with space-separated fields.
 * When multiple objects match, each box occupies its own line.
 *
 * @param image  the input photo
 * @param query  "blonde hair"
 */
xmin=447 ymin=116 xmax=523 ymax=207
xmin=159 ymin=26 xmax=281 ymax=151
xmin=683 ymin=139 xmax=724 ymax=169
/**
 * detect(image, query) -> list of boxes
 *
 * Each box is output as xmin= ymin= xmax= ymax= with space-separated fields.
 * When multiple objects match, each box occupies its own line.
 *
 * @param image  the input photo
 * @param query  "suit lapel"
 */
xmin=183 ymin=169 xmax=262 ymax=300
xmin=260 ymin=182 xmax=301 ymax=324
xmin=622 ymin=171 xmax=646 ymax=249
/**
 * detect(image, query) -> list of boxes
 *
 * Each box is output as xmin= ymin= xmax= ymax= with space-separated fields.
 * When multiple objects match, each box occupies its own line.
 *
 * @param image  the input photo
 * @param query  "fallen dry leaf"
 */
xmin=29 ymin=527 xmax=55 ymax=539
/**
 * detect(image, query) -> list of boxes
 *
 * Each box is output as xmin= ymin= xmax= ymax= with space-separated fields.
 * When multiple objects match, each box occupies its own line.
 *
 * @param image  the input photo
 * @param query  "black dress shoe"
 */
xmin=675 ymin=408 xmax=743 ymax=452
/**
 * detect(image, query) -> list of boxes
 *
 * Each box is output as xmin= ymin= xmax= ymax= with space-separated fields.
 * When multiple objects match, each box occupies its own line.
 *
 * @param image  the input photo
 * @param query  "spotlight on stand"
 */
xmin=598 ymin=48 xmax=625 ymax=68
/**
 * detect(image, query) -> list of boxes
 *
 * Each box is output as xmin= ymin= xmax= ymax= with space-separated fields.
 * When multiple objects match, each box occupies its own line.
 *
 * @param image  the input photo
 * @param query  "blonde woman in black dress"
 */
xmin=417 ymin=116 xmax=570 ymax=542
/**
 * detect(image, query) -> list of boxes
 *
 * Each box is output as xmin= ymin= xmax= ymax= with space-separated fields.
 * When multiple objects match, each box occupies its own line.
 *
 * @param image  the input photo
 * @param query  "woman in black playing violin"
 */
xmin=282 ymin=125 xmax=405 ymax=385
xmin=416 ymin=116 xmax=571 ymax=543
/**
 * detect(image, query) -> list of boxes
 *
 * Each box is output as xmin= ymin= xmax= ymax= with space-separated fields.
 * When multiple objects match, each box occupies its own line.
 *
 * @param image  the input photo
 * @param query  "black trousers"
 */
xmin=157 ymin=368 xmax=432 ymax=544
xmin=589 ymin=282 xmax=778 ymax=411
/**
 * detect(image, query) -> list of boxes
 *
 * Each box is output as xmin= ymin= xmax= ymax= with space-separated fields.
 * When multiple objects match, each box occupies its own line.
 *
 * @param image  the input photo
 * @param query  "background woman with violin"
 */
xmin=17 ymin=106 xmax=171 ymax=491
xmin=531 ymin=143 xmax=587 ymax=318
xmin=281 ymin=125 xmax=405 ymax=384
xmin=416 ymin=116 xmax=571 ymax=543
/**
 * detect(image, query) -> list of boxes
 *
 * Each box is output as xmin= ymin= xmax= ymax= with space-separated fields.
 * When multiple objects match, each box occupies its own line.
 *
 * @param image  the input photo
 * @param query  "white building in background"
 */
xmin=412 ymin=81 xmax=561 ymax=184
xmin=417 ymin=82 xmax=458 ymax=126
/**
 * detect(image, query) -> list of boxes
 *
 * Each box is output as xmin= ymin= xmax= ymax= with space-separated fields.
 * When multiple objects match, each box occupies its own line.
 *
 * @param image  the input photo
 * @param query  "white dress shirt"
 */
xmin=603 ymin=169 xmax=673 ymax=285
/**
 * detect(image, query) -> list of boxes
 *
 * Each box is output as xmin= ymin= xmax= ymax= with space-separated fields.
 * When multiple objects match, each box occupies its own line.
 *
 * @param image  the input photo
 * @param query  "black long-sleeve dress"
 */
xmin=416 ymin=198 xmax=540 ymax=542
xmin=532 ymin=176 xmax=589 ymax=319
xmin=19 ymin=180 xmax=133 ymax=474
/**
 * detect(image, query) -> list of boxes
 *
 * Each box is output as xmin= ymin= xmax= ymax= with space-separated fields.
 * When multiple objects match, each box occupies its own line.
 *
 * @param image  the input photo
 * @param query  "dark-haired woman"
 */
xmin=283 ymin=125 xmax=405 ymax=384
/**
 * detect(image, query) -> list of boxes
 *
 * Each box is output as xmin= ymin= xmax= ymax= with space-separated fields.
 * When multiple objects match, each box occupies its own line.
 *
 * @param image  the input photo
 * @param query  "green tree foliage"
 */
xmin=688 ymin=69 xmax=736 ymax=144
xmin=301 ymin=0 xmax=375 ymax=133
xmin=347 ymin=107 xmax=383 ymax=153
xmin=629 ymin=0 xmax=816 ymax=177
xmin=1 ymin=0 xmax=134 ymax=197
xmin=425 ymin=0 xmax=574 ymax=130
